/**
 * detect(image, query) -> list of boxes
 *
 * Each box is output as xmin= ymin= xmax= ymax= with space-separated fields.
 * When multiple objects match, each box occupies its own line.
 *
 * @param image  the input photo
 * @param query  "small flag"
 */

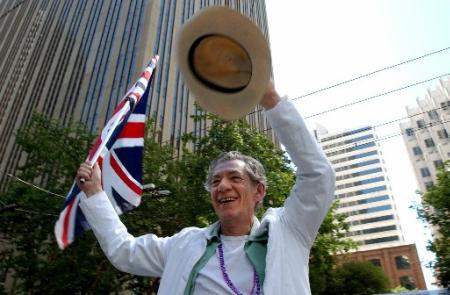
xmin=54 ymin=56 xmax=159 ymax=249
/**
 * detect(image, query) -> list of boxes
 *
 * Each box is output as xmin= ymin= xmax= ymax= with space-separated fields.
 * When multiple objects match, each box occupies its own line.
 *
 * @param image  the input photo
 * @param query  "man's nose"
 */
xmin=217 ymin=178 xmax=232 ymax=192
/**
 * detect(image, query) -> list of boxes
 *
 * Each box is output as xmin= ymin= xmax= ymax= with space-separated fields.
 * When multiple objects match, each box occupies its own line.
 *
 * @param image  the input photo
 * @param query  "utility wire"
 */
xmin=0 ymin=0 xmax=27 ymax=21
xmin=164 ymin=73 xmax=450 ymax=146
xmin=304 ymin=73 xmax=450 ymax=119
xmin=7 ymin=173 xmax=66 ymax=199
xmin=323 ymin=118 xmax=450 ymax=155
xmin=290 ymin=46 xmax=450 ymax=101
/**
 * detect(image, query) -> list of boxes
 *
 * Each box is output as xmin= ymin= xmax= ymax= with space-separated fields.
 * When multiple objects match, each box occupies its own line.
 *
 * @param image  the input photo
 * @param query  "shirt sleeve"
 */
xmin=79 ymin=192 xmax=170 ymax=277
xmin=265 ymin=97 xmax=335 ymax=248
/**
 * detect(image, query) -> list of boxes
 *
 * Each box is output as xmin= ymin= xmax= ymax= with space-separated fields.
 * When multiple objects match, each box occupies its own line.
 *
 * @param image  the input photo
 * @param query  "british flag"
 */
xmin=54 ymin=56 xmax=159 ymax=249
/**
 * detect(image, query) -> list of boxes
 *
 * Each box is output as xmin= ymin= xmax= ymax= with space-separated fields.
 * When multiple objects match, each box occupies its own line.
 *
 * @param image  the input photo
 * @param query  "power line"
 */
xmin=7 ymin=174 xmax=66 ymax=199
xmin=323 ymin=118 xmax=450 ymax=155
xmin=304 ymin=73 xmax=450 ymax=119
xmin=290 ymin=45 xmax=450 ymax=101
xmin=0 ymin=0 xmax=27 ymax=21
xmin=164 ymin=73 xmax=450 ymax=146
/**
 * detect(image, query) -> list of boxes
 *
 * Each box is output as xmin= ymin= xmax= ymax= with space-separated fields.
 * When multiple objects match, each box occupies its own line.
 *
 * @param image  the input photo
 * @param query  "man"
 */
xmin=77 ymin=83 xmax=335 ymax=294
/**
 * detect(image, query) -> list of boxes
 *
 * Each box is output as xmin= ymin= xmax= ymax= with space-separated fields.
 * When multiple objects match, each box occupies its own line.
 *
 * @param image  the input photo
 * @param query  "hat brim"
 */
xmin=177 ymin=6 xmax=271 ymax=120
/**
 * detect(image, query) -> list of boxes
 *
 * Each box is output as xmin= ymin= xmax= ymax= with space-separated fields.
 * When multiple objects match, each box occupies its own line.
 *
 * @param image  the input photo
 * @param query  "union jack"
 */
xmin=54 ymin=56 xmax=159 ymax=249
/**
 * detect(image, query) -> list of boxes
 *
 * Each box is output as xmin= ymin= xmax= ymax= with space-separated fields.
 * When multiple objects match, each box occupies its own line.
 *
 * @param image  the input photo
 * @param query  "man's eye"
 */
xmin=232 ymin=176 xmax=243 ymax=181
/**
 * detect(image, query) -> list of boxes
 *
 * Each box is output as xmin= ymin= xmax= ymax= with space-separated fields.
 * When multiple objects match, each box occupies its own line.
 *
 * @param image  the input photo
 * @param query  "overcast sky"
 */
xmin=266 ymin=0 xmax=450 ymax=289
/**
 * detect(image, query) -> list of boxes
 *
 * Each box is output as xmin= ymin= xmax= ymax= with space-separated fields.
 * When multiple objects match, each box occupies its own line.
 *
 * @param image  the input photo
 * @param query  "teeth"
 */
xmin=219 ymin=197 xmax=236 ymax=203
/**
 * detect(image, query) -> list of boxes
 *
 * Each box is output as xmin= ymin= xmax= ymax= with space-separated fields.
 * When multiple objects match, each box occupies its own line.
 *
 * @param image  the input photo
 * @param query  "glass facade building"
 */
xmin=318 ymin=126 xmax=405 ymax=251
xmin=0 ymin=0 xmax=273 ymax=191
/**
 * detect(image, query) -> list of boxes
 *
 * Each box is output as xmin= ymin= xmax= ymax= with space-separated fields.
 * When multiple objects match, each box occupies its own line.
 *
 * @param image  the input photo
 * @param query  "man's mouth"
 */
xmin=218 ymin=197 xmax=237 ymax=204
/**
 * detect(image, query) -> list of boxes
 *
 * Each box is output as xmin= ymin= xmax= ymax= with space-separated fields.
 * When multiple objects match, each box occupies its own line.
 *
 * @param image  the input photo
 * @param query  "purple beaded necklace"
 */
xmin=217 ymin=243 xmax=261 ymax=295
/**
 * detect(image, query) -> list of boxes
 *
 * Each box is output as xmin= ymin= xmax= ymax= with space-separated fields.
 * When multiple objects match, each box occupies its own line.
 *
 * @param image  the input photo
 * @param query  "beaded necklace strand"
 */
xmin=217 ymin=243 xmax=261 ymax=295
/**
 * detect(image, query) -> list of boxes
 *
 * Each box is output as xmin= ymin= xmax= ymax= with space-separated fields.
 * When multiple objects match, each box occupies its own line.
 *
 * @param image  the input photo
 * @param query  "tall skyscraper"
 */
xmin=318 ymin=126 xmax=405 ymax=251
xmin=399 ymin=77 xmax=450 ymax=193
xmin=0 ymin=0 xmax=272 ymax=191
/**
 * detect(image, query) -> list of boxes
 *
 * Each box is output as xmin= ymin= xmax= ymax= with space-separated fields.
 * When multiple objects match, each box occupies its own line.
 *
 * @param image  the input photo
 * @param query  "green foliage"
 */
xmin=421 ymin=162 xmax=450 ymax=287
xmin=327 ymin=261 xmax=390 ymax=295
xmin=309 ymin=202 xmax=358 ymax=295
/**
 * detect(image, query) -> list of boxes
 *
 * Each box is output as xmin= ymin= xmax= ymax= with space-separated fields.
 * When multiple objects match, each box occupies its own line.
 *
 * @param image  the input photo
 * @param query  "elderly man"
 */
xmin=76 ymin=83 xmax=335 ymax=294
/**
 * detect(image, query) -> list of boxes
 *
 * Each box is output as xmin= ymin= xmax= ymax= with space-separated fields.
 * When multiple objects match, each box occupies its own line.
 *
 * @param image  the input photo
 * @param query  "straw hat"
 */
xmin=176 ymin=6 xmax=271 ymax=120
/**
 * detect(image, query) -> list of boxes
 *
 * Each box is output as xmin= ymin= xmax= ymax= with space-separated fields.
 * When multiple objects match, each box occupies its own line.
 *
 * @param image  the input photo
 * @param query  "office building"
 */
xmin=399 ymin=77 xmax=450 ymax=193
xmin=318 ymin=126 xmax=405 ymax=251
xmin=0 ymin=0 xmax=272 ymax=191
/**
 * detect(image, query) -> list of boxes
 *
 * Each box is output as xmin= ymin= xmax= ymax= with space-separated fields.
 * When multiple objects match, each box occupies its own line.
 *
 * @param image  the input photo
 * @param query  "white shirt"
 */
xmin=194 ymin=235 xmax=258 ymax=295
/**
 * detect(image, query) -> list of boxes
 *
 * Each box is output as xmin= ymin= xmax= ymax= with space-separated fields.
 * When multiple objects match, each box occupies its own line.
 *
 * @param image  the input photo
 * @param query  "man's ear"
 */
xmin=254 ymin=182 xmax=266 ymax=203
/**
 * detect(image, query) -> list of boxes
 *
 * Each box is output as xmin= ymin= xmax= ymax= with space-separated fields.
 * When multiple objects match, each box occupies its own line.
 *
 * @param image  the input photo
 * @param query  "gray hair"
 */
xmin=204 ymin=151 xmax=267 ymax=192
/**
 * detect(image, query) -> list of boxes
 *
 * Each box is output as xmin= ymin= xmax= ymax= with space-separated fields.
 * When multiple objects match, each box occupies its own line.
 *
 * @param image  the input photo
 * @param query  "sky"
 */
xmin=265 ymin=0 xmax=450 ymax=289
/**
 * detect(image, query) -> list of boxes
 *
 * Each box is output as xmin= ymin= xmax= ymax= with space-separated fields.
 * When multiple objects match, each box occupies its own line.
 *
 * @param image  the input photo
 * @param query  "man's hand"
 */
xmin=76 ymin=162 xmax=103 ymax=197
xmin=260 ymin=79 xmax=281 ymax=110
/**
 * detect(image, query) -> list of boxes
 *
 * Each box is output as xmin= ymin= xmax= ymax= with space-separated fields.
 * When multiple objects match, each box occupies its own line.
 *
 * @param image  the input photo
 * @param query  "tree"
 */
xmin=421 ymin=162 xmax=450 ymax=287
xmin=327 ymin=261 xmax=390 ymax=295
xmin=0 ymin=114 xmax=173 ymax=294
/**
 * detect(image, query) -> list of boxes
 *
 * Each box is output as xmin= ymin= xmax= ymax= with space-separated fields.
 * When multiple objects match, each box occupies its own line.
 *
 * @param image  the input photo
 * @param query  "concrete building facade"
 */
xmin=318 ymin=126 xmax=405 ymax=251
xmin=399 ymin=77 xmax=450 ymax=193
xmin=0 ymin=0 xmax=273 ymax=191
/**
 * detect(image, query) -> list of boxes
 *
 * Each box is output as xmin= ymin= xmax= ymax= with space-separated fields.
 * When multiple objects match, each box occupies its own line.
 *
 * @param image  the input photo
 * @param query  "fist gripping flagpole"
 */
xmin=79 ymin=56 xmax=159 ymax=184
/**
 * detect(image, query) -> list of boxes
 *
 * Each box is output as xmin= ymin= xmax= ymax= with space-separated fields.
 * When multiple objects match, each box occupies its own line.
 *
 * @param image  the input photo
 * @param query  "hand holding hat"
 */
xmin=176 ymin=6 xmax=272 ymax=120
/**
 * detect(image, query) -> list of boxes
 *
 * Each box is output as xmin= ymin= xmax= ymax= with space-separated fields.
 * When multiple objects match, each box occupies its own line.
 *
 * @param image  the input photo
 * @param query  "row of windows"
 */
xmin=406 ymin=127 xmax=448 ymax=141
xmin=325 ymin=142 xmax=376 ymax=158
xmin=320 ymin=127 xmax=372 ymax=143
xmin=342 ymin=204 xmax=392 ymax=217
xmin=336 ymin=167 xmax=383 ymax=181
xmin=336 ymin=176 xmax=385 ymax=190
xmin=336 ymin=185 xmax=387 ymax=199
xmin=331 ymin=150 xmax=378 ymax=165
xmin=347 ymin=214 xmax=394 ymax=226
xmin=335 ymin=159 xmax=380 ymax=173
xmin=345 ymin=224 xmax=397 ymax=237
xmin=322 ymin=134 xmax=374 ymax=151
xmin=338 ymin=195 xmax=390 ymax=208
xmin=360 ymin=235 xmax=399 ymax=245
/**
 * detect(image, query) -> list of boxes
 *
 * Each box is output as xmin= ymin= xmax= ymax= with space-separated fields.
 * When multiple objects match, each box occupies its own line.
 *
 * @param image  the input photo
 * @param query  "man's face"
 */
xmin=210 ymin=160 xmax=265 ymax=222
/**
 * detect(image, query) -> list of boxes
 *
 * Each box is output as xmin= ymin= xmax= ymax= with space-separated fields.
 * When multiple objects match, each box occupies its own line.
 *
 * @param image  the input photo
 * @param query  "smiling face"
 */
xmin=210 ymin=159 xmax=265 ymax=228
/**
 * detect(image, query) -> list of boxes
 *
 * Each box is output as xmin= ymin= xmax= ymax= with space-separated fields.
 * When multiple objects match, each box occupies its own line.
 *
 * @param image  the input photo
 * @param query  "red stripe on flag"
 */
xmin=110 ymin=154 xmax=142 ymax=195
xmin=62 ymin=197 xmax=76 ymax=248
xmin=118 ymin=122 xmax=145 ymax=138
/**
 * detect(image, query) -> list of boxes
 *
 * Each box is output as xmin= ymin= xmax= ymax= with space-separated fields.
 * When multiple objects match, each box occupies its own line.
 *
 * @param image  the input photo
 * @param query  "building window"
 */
xmin=405 ymin=128 xmax=414 ymax=136
xmin=412 ymin=146 xmax=422 ymax=156
xmin=433 ymin=160 xmax=444 ymax=169
xmin=428 ymin=110 xmax=439 ymax=120
xmin=441 ymin=101 xmax=450 ymax=111
xmin=425 ymin=181 xmax=434 ymax=189
xmin=416 ymin=119 xmax=426 ymax=129
xmin=395 ymin=255 xmax=411 ymax=270
xmin=437 ymin=129 xmax=449 ymax=139
xmin=369 ymin=259 xmax=382 ymax=267
xmin=400 ymin=276 xmax=416 ymax=290
xmin=424 ymin=138 xmax=435 ymax=148
xmin=420 ymin=167 xmax=431 ymax=177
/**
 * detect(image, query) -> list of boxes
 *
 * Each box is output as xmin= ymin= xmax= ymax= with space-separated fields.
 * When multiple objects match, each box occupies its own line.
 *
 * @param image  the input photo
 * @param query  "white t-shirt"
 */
xmin=193 ymin=235 xmax=260 ymax=295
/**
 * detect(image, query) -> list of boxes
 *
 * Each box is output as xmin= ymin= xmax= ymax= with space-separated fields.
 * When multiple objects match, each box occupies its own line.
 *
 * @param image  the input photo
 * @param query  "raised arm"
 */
xmin=260 ymin=85 xmax=335 ymax=248
xmin=76 ymin=163 xmax=170 ymax=277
